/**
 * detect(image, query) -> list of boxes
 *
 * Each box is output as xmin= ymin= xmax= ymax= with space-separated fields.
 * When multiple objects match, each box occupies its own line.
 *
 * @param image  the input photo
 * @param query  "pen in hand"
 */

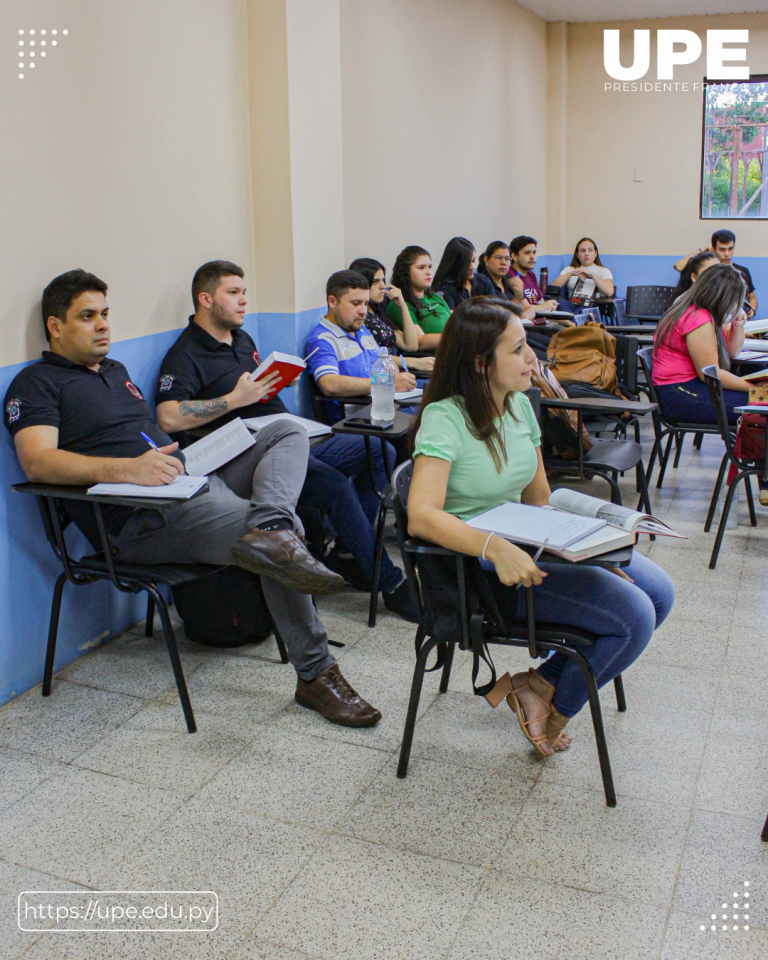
xmin=516 ymin=537 xmax=549 ymax=590
xmin=140 ymin=432 xmax=160 ymax=452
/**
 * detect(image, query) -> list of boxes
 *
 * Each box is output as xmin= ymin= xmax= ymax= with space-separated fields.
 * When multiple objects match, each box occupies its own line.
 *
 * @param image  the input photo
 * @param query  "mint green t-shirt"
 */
xmin=413 ymin=394 xmax=541 ymax=521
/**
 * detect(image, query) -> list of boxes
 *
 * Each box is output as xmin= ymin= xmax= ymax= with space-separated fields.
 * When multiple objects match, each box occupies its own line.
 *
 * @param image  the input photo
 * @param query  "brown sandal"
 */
xmin=507 ymin=672 xmax=553 ymax=757
xmin=547 ymin=707 xmax=572 ymax=752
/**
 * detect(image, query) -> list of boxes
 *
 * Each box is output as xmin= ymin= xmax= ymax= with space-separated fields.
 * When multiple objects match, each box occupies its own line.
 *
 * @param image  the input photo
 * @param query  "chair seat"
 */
xmin=584 ymin=438 xmax=643 ymax=472
xmin=79 ymin=554 xmax=223 ymax=586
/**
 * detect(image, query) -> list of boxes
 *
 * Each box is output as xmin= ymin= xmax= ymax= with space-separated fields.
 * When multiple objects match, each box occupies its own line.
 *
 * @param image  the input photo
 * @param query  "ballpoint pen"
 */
xmin=516 ymin=537 xmax=549 ymax=590
xmin=140 ymin=431 xmax=160 ymax=452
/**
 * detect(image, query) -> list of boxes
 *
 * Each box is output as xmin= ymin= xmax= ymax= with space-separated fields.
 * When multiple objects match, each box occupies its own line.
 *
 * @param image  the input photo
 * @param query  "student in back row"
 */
xmin=674 ymin=229 xmax=757 ymax=317
xmin=431 ymin=237 xmax=495 ymax=309
xmin=155 ymin=261 xmax=417 ymax=621
xmin=4 ymin=269 xmax=381 ymax=727
xmin=386 ymin=246 xmax=450 ymax=348
xmin=507 ymin=236 xmax=559 ymax=315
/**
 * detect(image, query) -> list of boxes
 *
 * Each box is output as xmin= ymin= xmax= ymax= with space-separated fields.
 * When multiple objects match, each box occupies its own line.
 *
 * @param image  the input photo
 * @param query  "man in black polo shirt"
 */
xmin=4 ymin=269 xmax=381 ymax=728
xmin=674 ymin=229 xmax=758 ymax=317
xmin=154 ymin=260 xmax=416 ymax=621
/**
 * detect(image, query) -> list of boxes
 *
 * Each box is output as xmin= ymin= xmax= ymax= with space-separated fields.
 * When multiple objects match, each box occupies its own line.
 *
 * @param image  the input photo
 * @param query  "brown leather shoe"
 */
xmin=295 ymin=663 xmax=381 ymax=727
xmin=232 ymin=528 xmax=344 ymax=595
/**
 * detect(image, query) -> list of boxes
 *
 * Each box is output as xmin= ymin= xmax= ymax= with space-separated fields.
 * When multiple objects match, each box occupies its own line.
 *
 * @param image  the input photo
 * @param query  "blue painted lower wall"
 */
xmin=0 ymin=308 xmax=322 ymax=707
xmin=537 ymin=254 xmax=768 ymax=308
xmin=2 ymin=253 xmax=766 ymax=706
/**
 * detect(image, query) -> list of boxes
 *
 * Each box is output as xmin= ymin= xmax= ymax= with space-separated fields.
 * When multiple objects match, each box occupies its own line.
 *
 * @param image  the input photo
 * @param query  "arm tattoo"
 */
xmin=178 ymin=398 xmax=228 ymax=420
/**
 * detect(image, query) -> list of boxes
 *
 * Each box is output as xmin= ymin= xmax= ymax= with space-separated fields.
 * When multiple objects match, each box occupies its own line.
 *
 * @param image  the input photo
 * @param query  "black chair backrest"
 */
xmin=614 ymin=336 xmax=638 ymax=395
xmin=307 ymin=374 xmax=333 ymax=425
xmin=636 ymin=346 xmax=659 ymax=404
xmin=526 ymin=386 xmax=542 ymax=427
xmin=626 ymin=285 xmax=677 ymax=320
xmin=701 ymin=364 xmax=737 ymax=455
xmin=611 ymin=300 xmax=628 ymax=326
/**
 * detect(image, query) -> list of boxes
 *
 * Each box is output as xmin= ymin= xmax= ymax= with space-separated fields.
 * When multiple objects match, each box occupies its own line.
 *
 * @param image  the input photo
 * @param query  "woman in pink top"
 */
xmin=653 ymin=264 xmax=749 ymax=426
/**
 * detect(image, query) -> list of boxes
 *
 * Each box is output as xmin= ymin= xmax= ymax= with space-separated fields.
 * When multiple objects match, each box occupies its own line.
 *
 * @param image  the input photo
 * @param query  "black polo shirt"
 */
xmin=4 ymin=351 xmax=182 ymax=541
xmin=156 ymin=318 xmax=287 ymax=424
xmin=434 ymin=273 xmax=496 ymax=310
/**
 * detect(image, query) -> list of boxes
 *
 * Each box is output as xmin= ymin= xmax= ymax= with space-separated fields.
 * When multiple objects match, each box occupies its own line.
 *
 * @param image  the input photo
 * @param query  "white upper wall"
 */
xmin=1 ymin=0 xmax=254 ymax=365
xmin=339 ymin=0 xmax=549 ymax=272
xmin=557 ymin=12 xmax=768 ymax=257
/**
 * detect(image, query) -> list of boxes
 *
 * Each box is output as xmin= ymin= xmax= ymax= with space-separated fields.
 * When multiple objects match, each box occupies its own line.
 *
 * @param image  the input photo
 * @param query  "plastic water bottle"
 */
xmin=370 ymin=347 xmax=396 ymax=421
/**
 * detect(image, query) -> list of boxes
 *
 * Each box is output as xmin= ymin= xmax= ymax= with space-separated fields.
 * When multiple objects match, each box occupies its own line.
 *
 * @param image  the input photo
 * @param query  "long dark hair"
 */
xmin=349 ymin=257 xmax=387 ymax=317
xmin=673 ymin=250 xmax=718 ymax=297
xmin=478 ymin=241 xmax=514 ymax=295
xmin=432 ymin=237 xmax=474 ymax=293
xmin=570 ymin=237 xmax=604 ymax=268
xmin=411 ymin=297 xmax=523 ymax=471
xmin=654 ymin=263 xmax=746 ymax=371
xmin=391 ymin=245 xmax=431 ymax=324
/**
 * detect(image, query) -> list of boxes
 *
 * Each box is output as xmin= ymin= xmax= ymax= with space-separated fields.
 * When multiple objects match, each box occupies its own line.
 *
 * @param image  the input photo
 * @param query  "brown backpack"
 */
xmin=546 ymin=322 xmax=618 ymax=393
xmin=529 ymin=358 xmax=592 ymax=459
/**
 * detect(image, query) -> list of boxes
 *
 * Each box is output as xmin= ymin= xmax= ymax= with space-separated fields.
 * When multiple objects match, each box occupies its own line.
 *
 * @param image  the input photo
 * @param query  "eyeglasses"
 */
xmin=491 ymin=255 xmax=512 ymax=264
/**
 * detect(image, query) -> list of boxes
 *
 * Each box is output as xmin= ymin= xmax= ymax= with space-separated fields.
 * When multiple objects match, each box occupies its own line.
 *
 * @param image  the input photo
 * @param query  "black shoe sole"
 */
xmin=231 ymin=546 xmax=344 ymax=595
xmin=294 ymin=692 xmax=381 ymax=727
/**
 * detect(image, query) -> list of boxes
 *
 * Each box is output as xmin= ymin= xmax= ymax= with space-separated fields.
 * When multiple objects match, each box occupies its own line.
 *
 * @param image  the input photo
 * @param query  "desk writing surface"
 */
xmin=331 ymin=405 xmax=414 ymax=439
xmin=539 ymin=396 xmax=657 ymax=414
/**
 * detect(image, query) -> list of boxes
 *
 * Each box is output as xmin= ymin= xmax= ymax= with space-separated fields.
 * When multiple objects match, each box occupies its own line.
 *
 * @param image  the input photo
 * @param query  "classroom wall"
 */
xmin=0 ymin=0 xmax=257 ymax=705
xmin=339 ymin=0 xmax=549 ymax=271
xmin=547 ymin=12 xmax=768 ymax=297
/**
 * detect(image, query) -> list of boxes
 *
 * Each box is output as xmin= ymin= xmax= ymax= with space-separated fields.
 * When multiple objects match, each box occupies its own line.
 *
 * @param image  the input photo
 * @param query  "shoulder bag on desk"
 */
xmin=529 ymin=357 xmax=592 ymax=459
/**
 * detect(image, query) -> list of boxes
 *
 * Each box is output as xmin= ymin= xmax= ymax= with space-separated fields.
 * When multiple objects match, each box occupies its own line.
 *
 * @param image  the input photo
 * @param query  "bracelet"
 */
xmin=481 ymin=532 xmax=495 ymax=561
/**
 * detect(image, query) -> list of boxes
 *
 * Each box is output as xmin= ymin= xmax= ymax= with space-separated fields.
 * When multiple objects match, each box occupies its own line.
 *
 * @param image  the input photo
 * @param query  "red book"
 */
xmin=249 ymin=351 xmax=305 ymax=401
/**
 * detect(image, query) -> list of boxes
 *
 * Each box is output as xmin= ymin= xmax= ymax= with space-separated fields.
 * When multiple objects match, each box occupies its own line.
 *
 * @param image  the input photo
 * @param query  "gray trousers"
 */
xmin=113 ymin=421 xmax=335 ymax=681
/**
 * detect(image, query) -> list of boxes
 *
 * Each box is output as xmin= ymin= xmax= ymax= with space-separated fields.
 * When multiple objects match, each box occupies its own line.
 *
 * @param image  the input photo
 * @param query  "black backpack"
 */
xmin=172 ymin=567 xmax=275 ymax=648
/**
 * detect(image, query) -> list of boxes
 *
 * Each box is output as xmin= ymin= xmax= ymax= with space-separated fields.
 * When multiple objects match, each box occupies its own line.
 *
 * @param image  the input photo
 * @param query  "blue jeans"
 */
xmin=656 ymin=376 xmax=742 ymax=426
xmin=302 ymin=436 xmax=401 ymax=593
xmin=311 ymin=434 xmax=395 ymax=526
xmin=481 ymin=551 xmax=674 ymax=717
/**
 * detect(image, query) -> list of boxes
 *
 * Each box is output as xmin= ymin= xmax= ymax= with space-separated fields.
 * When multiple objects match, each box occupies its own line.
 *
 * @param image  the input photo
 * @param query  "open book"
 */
xmin=742 ymin=339 xmax=768 ymax=354
xmin=182 ymin=418 xmax=255 ymax=476
xmin=242 ymin=412 xmax=331 ymax=439
xmin=739 ymin=367 xmax=768 ymax=383
xmin=744 ymin=318 xmax=768 ymax=336
xmin=548 ymin=488 xmax=684 ymax=537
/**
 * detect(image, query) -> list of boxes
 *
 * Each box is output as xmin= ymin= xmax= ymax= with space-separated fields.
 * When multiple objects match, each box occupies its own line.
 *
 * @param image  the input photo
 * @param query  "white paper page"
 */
xmin=395 ymin=389 xmax=423 ymax=401
xmin=548 ymin=488 xmax=638 ymax=530
xmin=743 ymin=339 xmax=768 ymax=353
xmin=242 ymin=412 xmax=331 ymax=438
xmin=182 ymin=418 xmax=255 ymax=476
xmin=87 ymin=475 xmax=207 ymax=499
xmin=466 ymin=501 xmax=606 ymax=550
xmin=558 ymin=524 xmax=634 ymax=559
xmin=743 ymin=318 xmax=768 ymax=335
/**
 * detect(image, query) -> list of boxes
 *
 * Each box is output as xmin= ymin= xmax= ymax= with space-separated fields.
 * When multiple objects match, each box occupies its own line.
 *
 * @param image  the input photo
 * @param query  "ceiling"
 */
xmin=515 ymin=0 xmax=768 ymax=23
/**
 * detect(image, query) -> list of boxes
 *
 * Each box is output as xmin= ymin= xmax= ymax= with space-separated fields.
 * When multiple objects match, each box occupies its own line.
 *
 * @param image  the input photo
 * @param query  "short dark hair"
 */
xmin=349 ymin=258 xmax=385 ymax=288
xmin=711 ymin=229 xmax=736 ymax=248
xmin=509 ymin=235 xmax=537 ymax=256
xmin=326 ymin=269 xmax=369 ymax=302
xmin=41 ymin=269 xmax=108 ymax=342
xmin=191 ymin=260 xmax=244 ymax=310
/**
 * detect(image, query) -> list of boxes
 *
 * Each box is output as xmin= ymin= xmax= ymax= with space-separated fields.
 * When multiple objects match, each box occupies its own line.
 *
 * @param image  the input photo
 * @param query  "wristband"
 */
xmin=481 ymin=532 xmax=495 ymax=561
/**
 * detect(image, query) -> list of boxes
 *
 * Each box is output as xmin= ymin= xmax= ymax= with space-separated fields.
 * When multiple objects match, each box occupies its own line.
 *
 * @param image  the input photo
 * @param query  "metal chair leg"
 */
xmin=148 ymin=584 xmax=196 ymax=733
xmin=762 ymin=812 xmax=768 ymax=842
xmin=745 ymin=474 xmax=757 ymax=527
xmin=693 ymin=432 xmax=703 ymax=450
xmin=397 ymin=637 xmax=439 ymax=778
xmin=42 ymin=572 xmax=67 ymax=696
xmin=704 ymin=453 xmax=729 ymax=533
xmin=144 ymin=595 xmax=155 ymax=637
xmin=559 ymin=644 xmax=616 ymax=806
xmin=657 ymin=433 xmax=674 ymax=488
xmin=273 ymin=622 xmax=290 ymax=664
xmin=709 ymin=472 xmax=742 ymax=570
xmin=439 ymin=642 xmax=456 ymax=694
xmin=614 ymin=674 xmax=627 ymax=712
xmin=368 ymin=502 xmax=387 ymax=628
xmin=645 ymin=435 xmax=662 ymax=485
xmin=635 ymin=459 xmax=653 ymax=518
xmin=673 ymin=431 xmax=685 ymax=468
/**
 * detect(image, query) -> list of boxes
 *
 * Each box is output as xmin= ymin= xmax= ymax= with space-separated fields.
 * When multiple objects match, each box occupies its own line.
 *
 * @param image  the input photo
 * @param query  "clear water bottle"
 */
xmin=370 ymin=347 xmax=396 ymax=421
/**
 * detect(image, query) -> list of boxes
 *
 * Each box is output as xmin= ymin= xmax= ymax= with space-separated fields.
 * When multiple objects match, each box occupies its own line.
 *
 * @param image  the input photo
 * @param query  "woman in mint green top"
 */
xmin=409 ymin=298 xmax=674 ymax=758
xmin=387 ymin=245 xmax=451 ymax=347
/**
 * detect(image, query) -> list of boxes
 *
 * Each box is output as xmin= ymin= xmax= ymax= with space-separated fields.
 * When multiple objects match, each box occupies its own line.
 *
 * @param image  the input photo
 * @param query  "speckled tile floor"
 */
xmin=1 ymin=420 xmax=767 ymax=959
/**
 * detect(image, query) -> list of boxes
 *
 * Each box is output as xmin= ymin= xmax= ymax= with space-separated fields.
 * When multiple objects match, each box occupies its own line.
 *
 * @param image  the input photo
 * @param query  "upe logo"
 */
xmin=604 ymin=29 xmax=749 ymax=81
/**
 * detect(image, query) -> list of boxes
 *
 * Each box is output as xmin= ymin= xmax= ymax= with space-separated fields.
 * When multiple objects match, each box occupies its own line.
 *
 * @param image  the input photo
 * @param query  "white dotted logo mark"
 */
xmin=701 ymin=882 xmax=754 ymax=933
xmin=15 ymin=28 xmax=68 ymax=79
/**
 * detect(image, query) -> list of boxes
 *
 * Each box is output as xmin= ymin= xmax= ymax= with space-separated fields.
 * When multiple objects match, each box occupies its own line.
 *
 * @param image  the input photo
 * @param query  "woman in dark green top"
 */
xmin=386 ymin=245 xmax=451 ymax=349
